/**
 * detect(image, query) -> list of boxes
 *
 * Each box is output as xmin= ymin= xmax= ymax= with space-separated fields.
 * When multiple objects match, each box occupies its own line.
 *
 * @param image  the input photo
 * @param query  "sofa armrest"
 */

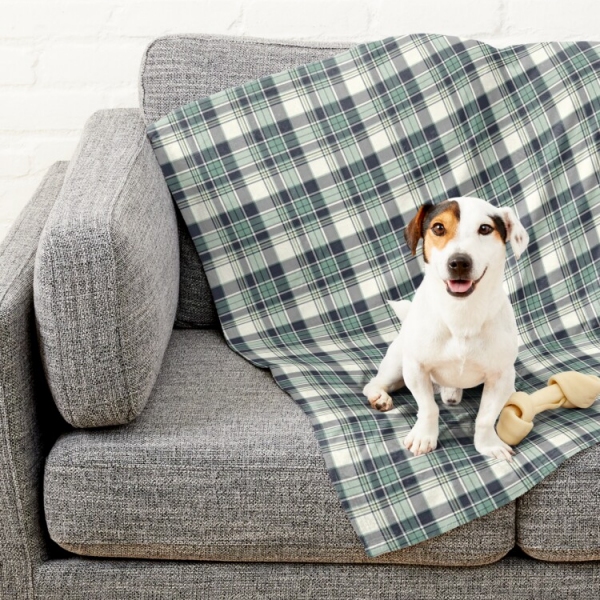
xmin=34 ymin=109 xmax=179 ymax=428
xmin=0 ymin=163 xmax=68 ymax=598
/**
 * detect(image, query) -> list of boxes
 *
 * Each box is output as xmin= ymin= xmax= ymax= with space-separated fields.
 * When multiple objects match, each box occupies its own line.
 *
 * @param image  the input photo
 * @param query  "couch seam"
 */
xmin=0 ymin=311 xmax=37 ymax=599
xmin=106 ymin=117 xmax=149 ymax=423
xmin=139 ymin=34 xmax=353 ymax=123
xmin=46 ymin=214 xmax=84 ymax=426
xmin=0 ymin=164 xmax=67 ymax=599
xmin=148 ymin=32 xmax=353 ymax=50
xmin=138 ymin=39 xmax=158 ymax=122
xmin=47 ymin=541 xmax=511 ymax=568
xmin=517 ymin=544 xmax=599 ymax=561
xmin=39 ymin=164 xmax=83 ymax=425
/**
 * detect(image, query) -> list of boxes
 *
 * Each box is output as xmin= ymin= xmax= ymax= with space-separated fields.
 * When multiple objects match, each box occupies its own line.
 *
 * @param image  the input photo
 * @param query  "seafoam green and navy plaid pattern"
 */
xmin=147 ymin=34 xmax=600 ymax=557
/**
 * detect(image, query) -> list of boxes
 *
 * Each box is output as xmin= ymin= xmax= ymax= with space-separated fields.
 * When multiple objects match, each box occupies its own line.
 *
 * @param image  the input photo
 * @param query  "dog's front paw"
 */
xmin=475 ymin=431 xmax=515 ymax=461
xmin=367 ymin=390 xmax=394 ymax=412
xmin=404 ymin=419 xmax=439 ymax=456
xmin=363 ymin=381 xmax=394 ymax=411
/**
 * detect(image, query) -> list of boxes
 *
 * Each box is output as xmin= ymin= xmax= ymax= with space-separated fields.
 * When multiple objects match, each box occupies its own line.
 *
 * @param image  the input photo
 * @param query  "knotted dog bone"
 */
xmin=496 ymin=371 xmax=600 ymax=446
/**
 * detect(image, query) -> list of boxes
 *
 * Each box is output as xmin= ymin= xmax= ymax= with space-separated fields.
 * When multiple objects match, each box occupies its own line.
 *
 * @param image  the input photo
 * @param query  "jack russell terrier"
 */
xmin=363 ymin=197 xmax=529 ymax=460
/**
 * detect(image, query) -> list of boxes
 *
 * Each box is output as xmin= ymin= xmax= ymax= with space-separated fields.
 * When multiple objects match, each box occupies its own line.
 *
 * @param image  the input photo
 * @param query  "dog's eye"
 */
xmin=479 ymin=224 xmax=493 ymax=235
xmin=431 ymin=223 xmax=445 ymax=236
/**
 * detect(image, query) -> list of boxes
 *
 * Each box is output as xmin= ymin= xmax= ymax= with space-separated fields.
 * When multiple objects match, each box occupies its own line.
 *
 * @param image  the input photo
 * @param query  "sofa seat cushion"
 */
xmin=517 ymin=445 xmax=600 ymax=562
xmin=44 ymin=329 xmax=514 ymax=566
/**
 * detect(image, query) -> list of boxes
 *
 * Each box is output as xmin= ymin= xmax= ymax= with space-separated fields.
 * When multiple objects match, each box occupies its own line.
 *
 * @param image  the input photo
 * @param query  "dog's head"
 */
xmin=404 ymin=197 xmax=528 ymax=298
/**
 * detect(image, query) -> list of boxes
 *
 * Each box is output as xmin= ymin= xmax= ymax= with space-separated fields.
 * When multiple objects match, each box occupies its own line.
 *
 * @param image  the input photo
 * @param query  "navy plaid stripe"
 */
xmin=148 ymin=34 xmax=600 ymax=557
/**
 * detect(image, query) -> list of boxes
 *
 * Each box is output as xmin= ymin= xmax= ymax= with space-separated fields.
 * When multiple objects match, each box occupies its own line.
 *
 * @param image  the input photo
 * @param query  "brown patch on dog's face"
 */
xmin=422 ymin=201 xmax=460 ymax=263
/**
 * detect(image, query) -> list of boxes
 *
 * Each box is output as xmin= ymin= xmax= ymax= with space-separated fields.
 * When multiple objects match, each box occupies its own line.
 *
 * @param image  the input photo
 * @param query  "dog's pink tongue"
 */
xmin=448 ymin=280 xmax=473 ymax=293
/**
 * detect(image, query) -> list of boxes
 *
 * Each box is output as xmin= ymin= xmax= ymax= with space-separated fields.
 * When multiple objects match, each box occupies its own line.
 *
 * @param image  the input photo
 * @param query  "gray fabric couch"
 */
xmin=1 ymin=34 xmax=599 ymax=599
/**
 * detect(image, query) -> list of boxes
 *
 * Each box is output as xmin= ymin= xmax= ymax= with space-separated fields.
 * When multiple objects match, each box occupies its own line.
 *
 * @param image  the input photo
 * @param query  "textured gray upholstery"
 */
xmin=173 ymin=209 xmax=218 ymax=329
xmin=34 ymin=109 xmax=179 ymax=428
xmin=140 ymin=34 xmax=351 ymax=124
xmin=140 ymin=35 xmax=351 ymax=329
xmin=44 ymin=329 xmax=515 ymax=567
xmin=35 ymin=555 xmax=600 ymax=600
xmin=517 ymin=445 xmax=600 ymax=561
xmin=0 ymin=163 xmax=67 ymax=599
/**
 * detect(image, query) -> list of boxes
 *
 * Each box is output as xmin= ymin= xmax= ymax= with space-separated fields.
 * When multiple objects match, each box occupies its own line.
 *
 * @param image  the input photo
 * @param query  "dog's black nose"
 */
xmin=447 ymin=253 xmax=472 ymax=277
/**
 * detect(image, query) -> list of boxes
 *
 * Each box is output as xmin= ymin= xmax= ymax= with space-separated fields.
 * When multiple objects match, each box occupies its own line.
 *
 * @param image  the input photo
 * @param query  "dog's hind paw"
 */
xmin=441 ymin=387 xmax=463 ymax=406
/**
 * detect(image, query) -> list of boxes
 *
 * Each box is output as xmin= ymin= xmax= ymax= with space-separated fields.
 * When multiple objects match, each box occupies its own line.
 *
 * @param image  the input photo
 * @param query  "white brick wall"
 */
xmin=1 ymin=0 xmax=599 ymax=240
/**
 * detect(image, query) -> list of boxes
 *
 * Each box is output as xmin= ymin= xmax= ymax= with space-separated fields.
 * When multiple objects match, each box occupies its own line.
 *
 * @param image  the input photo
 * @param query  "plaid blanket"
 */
xmin=147 ymin=34 xmax=600 ymax=557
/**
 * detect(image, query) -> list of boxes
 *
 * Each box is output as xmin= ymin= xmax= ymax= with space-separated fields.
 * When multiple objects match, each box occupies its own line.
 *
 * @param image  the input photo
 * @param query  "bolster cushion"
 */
xmin=34 ymin=109 xmax=179 ymax=428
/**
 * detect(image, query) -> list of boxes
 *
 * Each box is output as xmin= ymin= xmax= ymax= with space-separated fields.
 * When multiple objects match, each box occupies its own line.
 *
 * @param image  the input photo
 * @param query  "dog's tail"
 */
xmin=387 ymin=299 xmax=412 ymax=323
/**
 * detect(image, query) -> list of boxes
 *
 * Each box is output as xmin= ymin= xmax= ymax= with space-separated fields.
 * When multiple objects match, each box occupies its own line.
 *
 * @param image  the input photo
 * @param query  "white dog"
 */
xmin=363 ymin=197 xmax=529 ymax=460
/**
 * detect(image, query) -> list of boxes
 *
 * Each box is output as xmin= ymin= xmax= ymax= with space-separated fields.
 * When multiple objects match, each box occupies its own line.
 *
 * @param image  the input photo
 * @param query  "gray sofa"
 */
xmin=1 ymin=35 xmax=599 ymax=599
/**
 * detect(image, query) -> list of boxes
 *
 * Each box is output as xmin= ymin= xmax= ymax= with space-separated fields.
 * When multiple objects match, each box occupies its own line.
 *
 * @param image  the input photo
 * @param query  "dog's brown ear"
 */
xmin=404 ymin=202 xmax=435 ymax=255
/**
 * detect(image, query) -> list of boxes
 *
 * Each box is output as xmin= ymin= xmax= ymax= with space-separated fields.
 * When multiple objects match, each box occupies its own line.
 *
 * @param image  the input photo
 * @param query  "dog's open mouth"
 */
xmin=445 ymin=268 xmax=487 ymax=298
xmin=446 ymin=280 xmax=474 ymax=296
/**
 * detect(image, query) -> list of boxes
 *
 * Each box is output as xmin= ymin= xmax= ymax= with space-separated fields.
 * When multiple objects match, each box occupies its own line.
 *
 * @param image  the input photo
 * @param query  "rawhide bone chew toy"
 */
xmin=496 ymin=371 xmax=600 ymax=446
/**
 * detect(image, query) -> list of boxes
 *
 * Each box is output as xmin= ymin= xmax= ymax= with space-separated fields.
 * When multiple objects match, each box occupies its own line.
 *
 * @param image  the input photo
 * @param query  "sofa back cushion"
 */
xmin=140 ymin=35 xmax=350 ymax=328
